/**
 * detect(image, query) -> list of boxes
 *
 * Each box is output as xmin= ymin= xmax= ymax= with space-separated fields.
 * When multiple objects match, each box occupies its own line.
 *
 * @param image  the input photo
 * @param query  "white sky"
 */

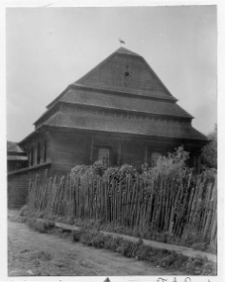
xmin=6 ymin=5 xmax=217 ymax=142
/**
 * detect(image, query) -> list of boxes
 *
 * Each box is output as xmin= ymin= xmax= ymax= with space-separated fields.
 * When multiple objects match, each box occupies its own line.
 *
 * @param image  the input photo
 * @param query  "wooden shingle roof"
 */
xmin=8 ymin=155 xmax=28 ymax=161
xmin=7 ymin=141 xmax=28 ymax=161
xmin=29 ymin=46 xmax=207 ymax=144
xmin=43 ymin=112 xmax=207 ymax=141
xmin=59 ymin=88 xmax=192 ymax=119
xmin=7 ymin=141 xmax=24 ymax=153
xmin=74 ymin=47 xmax=176 ymax=100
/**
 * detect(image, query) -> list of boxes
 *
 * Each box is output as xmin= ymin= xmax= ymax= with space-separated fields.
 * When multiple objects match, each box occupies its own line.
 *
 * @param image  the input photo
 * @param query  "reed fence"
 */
xmin=28 ymin=168 xmax=217 ymax=246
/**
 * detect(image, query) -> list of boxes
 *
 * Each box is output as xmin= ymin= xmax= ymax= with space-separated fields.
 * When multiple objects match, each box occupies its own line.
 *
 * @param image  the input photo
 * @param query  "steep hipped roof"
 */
xmin=75 ymin=47 xmax=176 ymax=100
xmin=43 ymin=112 xmax=206 ymax=141
xmin=74 ymin=47 xmax=175 ymax=100
xmin=28 ymin=46 xmax=207 ymax=143
xmin=47 ymin=47 xmax=177 ymax=110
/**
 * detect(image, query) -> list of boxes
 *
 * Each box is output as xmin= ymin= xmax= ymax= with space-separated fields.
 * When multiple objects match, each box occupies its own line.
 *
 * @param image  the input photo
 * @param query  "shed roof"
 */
xmin=44 ymin=112 xmax=207 ymax=141
xmin=7 ymin=141 xmax=25 ymax=153
xmin=7 ymin=155 xmax=28 ymax=161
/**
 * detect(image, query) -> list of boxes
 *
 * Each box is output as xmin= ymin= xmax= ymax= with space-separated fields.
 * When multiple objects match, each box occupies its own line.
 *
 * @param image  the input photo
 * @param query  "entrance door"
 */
xmin=98 ymin=148 xmax=110 ymax=167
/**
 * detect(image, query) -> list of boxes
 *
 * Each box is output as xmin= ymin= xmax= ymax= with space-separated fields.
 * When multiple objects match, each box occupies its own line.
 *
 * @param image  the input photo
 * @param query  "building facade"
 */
xmin=8 ymin=47 xmax=208 ymax=207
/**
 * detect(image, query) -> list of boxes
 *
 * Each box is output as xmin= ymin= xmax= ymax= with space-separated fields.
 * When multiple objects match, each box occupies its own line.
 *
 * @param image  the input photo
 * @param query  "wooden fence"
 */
xmin=28 ymin=169 xmax=217 ymax=245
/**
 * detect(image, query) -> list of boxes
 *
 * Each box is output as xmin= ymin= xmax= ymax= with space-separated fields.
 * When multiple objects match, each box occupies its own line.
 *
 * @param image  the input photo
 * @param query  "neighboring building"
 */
xmin=8 ymin=47 xmax=208 ymax=207
xmin=7 ymin=141 xmax=28 ymax=172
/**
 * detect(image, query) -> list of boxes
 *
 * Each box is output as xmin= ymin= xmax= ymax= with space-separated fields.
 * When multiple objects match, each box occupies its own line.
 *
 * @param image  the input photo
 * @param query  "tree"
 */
xmin=201 ymin=125 xmax=217 ymax=168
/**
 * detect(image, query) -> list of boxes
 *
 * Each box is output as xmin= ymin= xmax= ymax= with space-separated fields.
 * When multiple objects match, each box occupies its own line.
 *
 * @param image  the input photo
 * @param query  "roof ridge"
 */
xmin=115 ymin=47 xmax=141 ymax=57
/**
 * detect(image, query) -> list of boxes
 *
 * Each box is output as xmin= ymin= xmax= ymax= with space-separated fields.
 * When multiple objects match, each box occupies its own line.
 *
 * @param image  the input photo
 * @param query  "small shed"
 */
xmin=7 ymin=141 xmax=28 ymax=172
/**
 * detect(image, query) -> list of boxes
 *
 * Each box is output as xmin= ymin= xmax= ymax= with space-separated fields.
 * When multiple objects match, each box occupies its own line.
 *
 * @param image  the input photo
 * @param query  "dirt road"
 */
xmin=8 ymin=221 xmax=182 ymax=276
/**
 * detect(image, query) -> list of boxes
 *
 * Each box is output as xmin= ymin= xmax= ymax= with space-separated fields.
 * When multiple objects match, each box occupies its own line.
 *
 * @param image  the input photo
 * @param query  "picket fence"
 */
xmin=28 ymin=169 xmax=217 ymax=245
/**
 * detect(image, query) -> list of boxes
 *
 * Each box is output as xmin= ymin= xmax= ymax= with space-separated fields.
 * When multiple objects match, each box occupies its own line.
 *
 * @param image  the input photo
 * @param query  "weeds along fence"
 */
xmin=28 ymin=168 xmax=217 ymax=246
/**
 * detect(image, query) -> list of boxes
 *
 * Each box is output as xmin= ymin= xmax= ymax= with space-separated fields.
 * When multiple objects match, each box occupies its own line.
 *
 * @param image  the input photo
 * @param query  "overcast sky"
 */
xmin=6 ymin=5 xmax=217 ymax=142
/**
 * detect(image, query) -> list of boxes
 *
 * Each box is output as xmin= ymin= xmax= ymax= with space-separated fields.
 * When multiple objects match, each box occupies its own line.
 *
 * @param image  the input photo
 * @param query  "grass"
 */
xmin=8 ymin=211 xmax=216 ymax=276
xmin=8 ymin=209 xmax=27 ymax=224
xmin=59 ymin=217 xmax=216 ymax=254
xmin=9 ymin=205 xmax=216 ymax=254
xmin=9 ymin=206 xmax=216 ymax=275
xmin=69 ymin=227 xmax=216 ymax=275
xmin=26 ymin=218 xmax=55 ymax=233
xmin=24 ymin=218 xmax=216 ymax=276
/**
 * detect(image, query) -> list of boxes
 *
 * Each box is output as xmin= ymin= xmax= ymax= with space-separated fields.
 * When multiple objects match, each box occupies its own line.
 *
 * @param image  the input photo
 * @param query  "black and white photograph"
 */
xmin=2 ymin=2 xmax=222 ymax=281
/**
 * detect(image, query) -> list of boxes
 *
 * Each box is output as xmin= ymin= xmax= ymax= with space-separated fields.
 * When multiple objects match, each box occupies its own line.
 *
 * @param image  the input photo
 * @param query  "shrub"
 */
xmin=72 ymin=230 xmax=82 ymax=242
xmin=201 ymin=125 xmax=217 ymax=169
xmin=27 ymin=218 xmax=55 ymax=233
xmin=71 ymin=161 xmax=108 ymax=178
xmin=155 ymin=146 xmax=189 ymax=175
xmin=91 ymin=233 xmax=107 ymax=248
xmin=92 ymin=160 xmax=107 ymax=176
xmin=19 ymin=205 xmax=28 ymax=217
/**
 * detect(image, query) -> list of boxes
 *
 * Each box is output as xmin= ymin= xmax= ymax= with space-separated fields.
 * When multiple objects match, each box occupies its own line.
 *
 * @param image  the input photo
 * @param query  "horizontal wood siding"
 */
xmin=50 ymin=131 xmax=90 ymax=175
xmin=50 ymin=131 xmax=122 ymax=174
xmin=8 ymin=165 xmax=50 ymax=209
xmin=25 ymin=131 xmax=51 ymax=167
xmin=121 ymin=141 xmax=145 ymax=170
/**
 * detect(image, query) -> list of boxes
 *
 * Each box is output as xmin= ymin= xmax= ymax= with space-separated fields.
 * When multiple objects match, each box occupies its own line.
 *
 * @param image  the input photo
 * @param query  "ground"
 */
xmin=8 ymin=221 xmax=184 ymax=276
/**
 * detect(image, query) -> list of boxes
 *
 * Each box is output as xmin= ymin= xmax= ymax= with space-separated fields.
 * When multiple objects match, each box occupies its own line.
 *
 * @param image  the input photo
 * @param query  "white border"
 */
xmin=1 ymin=1 xmax=224 ymax=281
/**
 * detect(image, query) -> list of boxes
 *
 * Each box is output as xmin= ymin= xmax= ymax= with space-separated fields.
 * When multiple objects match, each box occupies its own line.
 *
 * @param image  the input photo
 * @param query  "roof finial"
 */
xmin=119 ymin=38 xmax=125 ymax=46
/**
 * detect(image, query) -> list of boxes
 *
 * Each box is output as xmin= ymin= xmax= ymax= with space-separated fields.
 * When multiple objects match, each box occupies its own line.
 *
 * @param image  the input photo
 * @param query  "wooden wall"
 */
xmin=25 ymin=131 xmax=51 ymax=167
xmin=121 ymin=140 xmax=145 ymax=170
xmin=21 ymin=128 xmax=203 ymax=178
xmin=7 ymin=160 xmax=28 ymax=173
xmin=50 ymin=131 xmax=90 ymax=175
xmin=49 ymin=130 xmax=149 ymax=174
xmin=8 ymin=164 xmax=50 ymax=209
xmin=49 ymin=130 xmax=178 ymax=173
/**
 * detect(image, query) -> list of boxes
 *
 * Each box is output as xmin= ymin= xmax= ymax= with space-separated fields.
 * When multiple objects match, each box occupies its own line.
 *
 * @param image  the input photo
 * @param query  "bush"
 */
xmin=201 ymin=125 xmax=217 ymax=169
xmin=155 ymin=146 xmax=189 ymax=175
xmin=19 ymin=205 xmax=28 ymax=217
xmin=71 ymin=161 xmax=107 ymax=178
xmin=27 ymin=218 xmax=55 ymax=233
xmin=28 ymin=221 xmax=216 ymax=275
xmin=72 ymin=230 xmax=82 ymax=242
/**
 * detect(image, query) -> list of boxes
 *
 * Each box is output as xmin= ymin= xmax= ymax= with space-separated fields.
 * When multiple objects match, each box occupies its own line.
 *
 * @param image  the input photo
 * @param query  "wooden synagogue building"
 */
xmin=8 ymin=47 xmax=208 ymax=208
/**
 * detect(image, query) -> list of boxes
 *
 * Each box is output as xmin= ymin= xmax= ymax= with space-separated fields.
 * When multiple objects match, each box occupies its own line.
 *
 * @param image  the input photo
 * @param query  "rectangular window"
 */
xmin=37 ymin=143 xmax=41 ymax=164
xmin=98 ymin=148 xmax=110 ymax=167
xmin=151 ymin=152 xmax=162 ymax=167
xmin=30 ymin=147 xmax=34 ymax=166
xmin=34 ymin=147 xmax=37 ymax=165
xmin=43 ymin=140 xmax=47 ymax=162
